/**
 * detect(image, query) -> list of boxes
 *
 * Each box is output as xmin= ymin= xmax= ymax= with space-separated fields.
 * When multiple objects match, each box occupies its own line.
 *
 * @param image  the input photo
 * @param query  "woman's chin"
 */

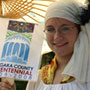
xmin=54 ymin=50 xmax=72 ymax=57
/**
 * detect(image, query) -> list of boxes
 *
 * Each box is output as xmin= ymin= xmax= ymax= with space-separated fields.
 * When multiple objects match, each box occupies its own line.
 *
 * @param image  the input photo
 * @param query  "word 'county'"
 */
xmin=0 ymin=63 xmax=33 ymax=70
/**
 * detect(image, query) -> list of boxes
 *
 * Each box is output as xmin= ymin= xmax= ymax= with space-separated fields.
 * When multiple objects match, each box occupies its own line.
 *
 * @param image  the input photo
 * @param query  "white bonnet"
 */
xmin=45 ymin=0 xmax=84 ymax=24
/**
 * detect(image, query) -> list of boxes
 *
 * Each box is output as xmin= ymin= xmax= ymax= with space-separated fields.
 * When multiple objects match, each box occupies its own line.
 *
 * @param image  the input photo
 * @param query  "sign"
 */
xmin=0 ymin=18 xmax=44 ymax=80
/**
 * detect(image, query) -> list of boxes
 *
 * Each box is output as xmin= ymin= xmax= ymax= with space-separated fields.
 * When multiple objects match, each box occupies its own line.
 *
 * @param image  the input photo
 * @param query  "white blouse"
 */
xmin=26 ymin=72 xmax=89 ymax=90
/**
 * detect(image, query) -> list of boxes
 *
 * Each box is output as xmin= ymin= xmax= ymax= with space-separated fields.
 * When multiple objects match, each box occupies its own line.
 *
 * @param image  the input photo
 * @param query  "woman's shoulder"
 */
xmin=87 ymin=83 xmax=90 ymax=90
xmin=26 ymin=79 xmax=88 ymax=90
xmin=26 ymin=70 xmax=42 ymax=90
xmin=26 ymin=69 xmax=89 ymax=90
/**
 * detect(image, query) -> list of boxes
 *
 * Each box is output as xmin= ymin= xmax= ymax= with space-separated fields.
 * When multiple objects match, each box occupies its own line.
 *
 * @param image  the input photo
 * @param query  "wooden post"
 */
xmin=0 ymin=0 xmax=2 ymax=16
xmin=85 ymin=0 xmax=89 ymax=4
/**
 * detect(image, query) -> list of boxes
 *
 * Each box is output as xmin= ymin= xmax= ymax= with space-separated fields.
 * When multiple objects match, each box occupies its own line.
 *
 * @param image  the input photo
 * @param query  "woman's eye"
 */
xmin=62 ymin=27 xmax=70 ymax=31
xmin=47 ymin=29 xmax=55 ymax=33
xmin=61 ymin=27 xmax=72 ymax=33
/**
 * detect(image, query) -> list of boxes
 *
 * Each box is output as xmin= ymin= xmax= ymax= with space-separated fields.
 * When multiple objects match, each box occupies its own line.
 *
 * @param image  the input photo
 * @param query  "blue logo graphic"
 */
xmin=1 ymin=35 xmax=30 ymax=64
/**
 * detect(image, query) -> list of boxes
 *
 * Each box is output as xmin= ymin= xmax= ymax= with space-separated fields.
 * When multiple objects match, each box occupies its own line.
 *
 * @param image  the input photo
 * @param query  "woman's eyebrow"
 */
xmin=46 ymin=24 xmax=67 ymax=28
xmin=45 ymin=24 xmax=74 ymax=29
xmin=46 ymin=25 xmax=53 ymax=27
xmin=60 ymin=24 xmax=72 ymax=27
xmin=45 ymin=25 xmax=54 ymax=29
xmin=59 ymin=24 xmax=76 ymax=28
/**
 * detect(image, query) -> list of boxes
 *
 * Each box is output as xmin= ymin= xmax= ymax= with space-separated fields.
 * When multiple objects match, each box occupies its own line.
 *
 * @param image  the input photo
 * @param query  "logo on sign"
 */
xmin=1 ymin=35 xmax=30 ymax=64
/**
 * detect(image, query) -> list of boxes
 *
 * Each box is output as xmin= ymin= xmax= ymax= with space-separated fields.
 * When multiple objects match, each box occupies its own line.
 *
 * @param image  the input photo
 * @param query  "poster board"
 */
xmin=0 ymin=18 xmax=44 ymax=81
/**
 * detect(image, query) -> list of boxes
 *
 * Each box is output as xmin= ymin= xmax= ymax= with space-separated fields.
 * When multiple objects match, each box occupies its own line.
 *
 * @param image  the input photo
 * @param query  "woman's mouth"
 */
xmin=53 ymin=42 xmax=68 ymax=48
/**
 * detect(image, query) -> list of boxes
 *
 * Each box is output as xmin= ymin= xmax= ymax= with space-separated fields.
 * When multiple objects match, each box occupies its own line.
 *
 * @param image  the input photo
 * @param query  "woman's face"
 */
xmin=45 ymin=18 xmax=79 ymax=57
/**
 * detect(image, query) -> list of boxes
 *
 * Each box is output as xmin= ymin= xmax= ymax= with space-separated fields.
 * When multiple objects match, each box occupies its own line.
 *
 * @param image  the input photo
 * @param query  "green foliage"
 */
xmin=40 ymin=51 xmax=55 ymax=68
xmin=6 ymin=30 xmax=32 ymax=42
xmin=15 ymin=80 xmax=28 ymax=90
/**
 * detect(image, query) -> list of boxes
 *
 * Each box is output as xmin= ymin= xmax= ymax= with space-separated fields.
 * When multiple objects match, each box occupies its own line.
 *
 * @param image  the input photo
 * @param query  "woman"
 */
xmin=26 ymin=0 xmax=90 ymax=90
xmin=0 ymin=0 xmax=90 ymax=90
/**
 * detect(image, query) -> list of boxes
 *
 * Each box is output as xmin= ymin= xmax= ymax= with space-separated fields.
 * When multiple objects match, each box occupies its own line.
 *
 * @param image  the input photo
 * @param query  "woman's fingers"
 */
xmin=0 ymin=78 xmax=13 ymax=90
xmin=0 ymin=86 xmax=12 ymax=90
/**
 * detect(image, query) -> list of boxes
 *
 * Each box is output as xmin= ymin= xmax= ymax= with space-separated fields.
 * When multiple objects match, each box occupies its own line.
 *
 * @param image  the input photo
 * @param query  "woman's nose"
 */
xmin=53 ymin=31 xmax=63 ymax=40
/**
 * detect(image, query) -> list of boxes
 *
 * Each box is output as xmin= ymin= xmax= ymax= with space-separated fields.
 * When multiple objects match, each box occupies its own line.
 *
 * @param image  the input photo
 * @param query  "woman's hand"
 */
xmin=0 ymin=78 xmax=16 ymax=90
